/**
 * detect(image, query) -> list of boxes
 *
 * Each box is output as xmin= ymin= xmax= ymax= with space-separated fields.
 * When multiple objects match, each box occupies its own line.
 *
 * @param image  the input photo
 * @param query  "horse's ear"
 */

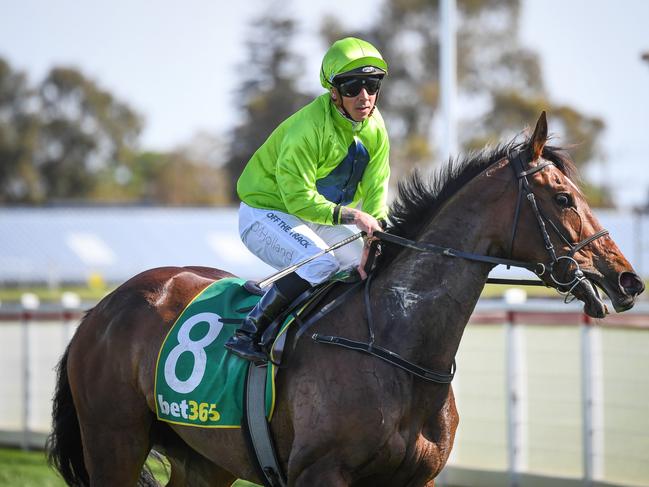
xmin=531 ymin=111 xmax=548 ymax=161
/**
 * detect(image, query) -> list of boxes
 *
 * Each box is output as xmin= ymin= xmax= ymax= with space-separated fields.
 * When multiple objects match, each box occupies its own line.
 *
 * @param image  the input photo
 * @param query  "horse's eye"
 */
xmin=554 ymin=193 xmax=573 ymax=208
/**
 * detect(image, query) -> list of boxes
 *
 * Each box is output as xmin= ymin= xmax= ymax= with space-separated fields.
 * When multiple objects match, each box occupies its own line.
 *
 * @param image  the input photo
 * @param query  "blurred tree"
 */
xmin=92 ymin=132 xmax=230 ymax=205
xmin=94 ymin=148 xmax=230 ymax=206
xmin=0 ymin=58 xmax=41 ymax=203
xmin=36 ymin=67 xmax=143 ymax=201
xmin=0 ymin=59 xmax=144 ymax=204
xmin=320 ymin=0 xmax=606 ymax=201
xmin=0 ymin=58 xmax=231 ymax=205
xmin=225 ymin=2 xmax=311 ymax=201
xmin=178 ymin=131 xmax=228 ymax=169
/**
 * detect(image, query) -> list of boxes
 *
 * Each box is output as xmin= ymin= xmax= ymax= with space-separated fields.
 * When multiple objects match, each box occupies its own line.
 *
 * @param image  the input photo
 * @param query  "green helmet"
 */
xmin=320 ymin=37 xmax=388 ymax=89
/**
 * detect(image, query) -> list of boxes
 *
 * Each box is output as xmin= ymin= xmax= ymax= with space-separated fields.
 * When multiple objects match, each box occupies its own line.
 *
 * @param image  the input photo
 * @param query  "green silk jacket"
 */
xmin=237 ymin=93 xmax=390 ymax=225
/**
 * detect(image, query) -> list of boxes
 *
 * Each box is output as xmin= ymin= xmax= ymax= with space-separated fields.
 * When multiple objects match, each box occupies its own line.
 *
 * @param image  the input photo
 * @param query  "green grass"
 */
xmin=0 ymin=448 xmax=66 ymax=487
xmin=0 ymin=448 xmax=259 ymax=486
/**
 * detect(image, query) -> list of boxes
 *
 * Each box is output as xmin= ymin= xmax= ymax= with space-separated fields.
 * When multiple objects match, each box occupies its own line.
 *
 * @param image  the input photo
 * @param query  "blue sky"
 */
xmin=520 ymin=1 xmax=649 ymax=209
xmin=1 ymin=0 xmax=648 ymax=207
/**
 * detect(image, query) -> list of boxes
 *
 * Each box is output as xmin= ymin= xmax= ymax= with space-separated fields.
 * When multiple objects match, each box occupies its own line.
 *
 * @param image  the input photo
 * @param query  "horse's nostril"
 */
xmin=619 ymin=272 xmax=645 ymax=296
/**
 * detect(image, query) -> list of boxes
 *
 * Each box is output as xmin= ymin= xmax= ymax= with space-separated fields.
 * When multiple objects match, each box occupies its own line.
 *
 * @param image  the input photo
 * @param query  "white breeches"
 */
xmin=238 ymin=202 xmax=363 ymax=285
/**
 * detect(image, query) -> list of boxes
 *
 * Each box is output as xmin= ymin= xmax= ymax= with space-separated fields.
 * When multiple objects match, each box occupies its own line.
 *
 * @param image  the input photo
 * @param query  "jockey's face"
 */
xmin=340 ymin=86 xmax=377 ymax=122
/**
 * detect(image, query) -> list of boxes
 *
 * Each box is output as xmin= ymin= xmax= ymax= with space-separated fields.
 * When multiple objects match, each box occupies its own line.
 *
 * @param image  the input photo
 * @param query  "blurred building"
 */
xmin=0 ymin=207 xmax=646 ymax=287
xmin=0 ymin=206 xmax=275 ymax=286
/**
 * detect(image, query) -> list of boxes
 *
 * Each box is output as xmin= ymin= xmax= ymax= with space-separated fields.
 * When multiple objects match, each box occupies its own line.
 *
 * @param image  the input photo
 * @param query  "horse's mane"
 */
xmin=377 ymin=133 xmax=577 ymax=270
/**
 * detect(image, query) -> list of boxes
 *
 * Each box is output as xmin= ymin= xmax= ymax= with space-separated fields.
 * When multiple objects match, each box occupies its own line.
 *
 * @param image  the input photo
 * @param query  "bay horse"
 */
xmin=47 ymin=113 xmax=644 ymax=486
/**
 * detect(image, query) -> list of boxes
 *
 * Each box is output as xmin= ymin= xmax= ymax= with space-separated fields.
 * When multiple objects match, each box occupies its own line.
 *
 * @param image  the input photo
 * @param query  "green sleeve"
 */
xmin=275 ymin=130 xmax=337 ymax=225
xmin=360 ymin=130 xmax=390 ymax=221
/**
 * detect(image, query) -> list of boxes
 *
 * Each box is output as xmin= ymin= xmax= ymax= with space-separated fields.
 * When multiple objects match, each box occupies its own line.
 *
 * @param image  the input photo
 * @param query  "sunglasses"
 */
xmin=335 ymin=76 xmax=382 ymax=97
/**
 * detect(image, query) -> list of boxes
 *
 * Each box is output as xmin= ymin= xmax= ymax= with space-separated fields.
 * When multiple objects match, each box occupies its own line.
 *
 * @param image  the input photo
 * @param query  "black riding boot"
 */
xmin=225 ymin=273 xmax=310 ymax=362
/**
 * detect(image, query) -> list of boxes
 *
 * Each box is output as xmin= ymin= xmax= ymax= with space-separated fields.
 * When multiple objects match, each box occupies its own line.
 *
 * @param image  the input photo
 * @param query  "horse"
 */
xmin=47 ymin=113 xmax=644 ymax=486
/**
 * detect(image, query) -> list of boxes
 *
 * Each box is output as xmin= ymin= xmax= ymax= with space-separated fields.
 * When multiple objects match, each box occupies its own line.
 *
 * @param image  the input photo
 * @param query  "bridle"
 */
xmin=306 ymin=150 xmax=611 ymax=385
xmin=506 ymin=150 xmax=609 ymax=298
xmin=373 ymin=150 xmax=610 ymax=299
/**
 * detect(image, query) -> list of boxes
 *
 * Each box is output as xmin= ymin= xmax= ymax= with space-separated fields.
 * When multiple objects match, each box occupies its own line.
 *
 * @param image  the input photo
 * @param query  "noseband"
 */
xmin=507 ymin=151 xmax=609 ymax=297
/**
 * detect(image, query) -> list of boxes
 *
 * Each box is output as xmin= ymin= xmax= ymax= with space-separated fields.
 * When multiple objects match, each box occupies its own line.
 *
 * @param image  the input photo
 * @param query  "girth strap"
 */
xmin=242 ymin=364 xmax=287 ymax=487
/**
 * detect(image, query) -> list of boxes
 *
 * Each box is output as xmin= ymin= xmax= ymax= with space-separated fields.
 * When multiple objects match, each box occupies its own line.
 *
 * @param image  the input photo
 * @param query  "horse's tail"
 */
xmin=46 ymin=343 xmax=89 ymax=486
xmin=46 ymin=313 xmax=160 ymax=487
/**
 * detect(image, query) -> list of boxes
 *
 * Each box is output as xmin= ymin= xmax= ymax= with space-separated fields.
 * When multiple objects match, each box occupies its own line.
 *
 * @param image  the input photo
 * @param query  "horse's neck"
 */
xmin=374 ymin=175 xmax=511 ymax=371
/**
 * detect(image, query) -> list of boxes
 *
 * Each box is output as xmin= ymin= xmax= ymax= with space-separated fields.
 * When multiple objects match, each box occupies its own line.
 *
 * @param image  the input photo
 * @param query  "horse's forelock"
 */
xmin=542 ymin=143 xmax=579 ymax=181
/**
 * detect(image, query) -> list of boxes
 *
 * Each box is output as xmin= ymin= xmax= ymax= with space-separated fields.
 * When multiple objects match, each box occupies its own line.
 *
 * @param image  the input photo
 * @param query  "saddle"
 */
xmin=243 ymin=267 xmax=363 ymax=366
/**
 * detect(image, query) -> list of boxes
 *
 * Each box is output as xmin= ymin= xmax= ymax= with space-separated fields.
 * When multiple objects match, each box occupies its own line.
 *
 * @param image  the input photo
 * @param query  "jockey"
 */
xmin=225 ymin=37 xmax=391 ymax=362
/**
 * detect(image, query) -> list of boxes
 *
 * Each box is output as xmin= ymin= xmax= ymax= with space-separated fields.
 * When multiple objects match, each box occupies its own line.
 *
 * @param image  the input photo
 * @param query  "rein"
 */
xmin=372 ymin=230 xmax=545 ymax=276
xmin=308 ymin=151 xmax=610 ymax=384
xmin=374 ymin=151 xmax=609 ymax=292
xmin=311 ymin=273 xmax=456 ymax=384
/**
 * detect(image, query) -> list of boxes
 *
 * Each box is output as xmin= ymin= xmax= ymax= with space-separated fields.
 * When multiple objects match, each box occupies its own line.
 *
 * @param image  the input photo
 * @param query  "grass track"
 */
xmin=0 ymin=447 xmax=258 ymax=486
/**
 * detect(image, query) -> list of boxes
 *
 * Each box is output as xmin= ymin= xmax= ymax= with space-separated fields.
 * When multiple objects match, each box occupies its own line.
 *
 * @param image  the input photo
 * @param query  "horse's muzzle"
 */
xmin=619 ymin=271 xmax=645 ymax=298
xmin=577 ymin=269 xmax=644 ymax=316
xmin=601 ymin=271 xmax=645 ymax=314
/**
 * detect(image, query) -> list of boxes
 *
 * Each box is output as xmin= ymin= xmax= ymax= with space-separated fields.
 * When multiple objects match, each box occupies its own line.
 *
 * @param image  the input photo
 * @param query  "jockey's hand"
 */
xmin=358 ymin=238 xmax=374 ymax=280
xmin=342 ymin=208 xmax=382 ymax=237
xmin=339 ymin=208 xmax=382 ymax=280
xmin=355 ymin=211 xmax=381 ymax=280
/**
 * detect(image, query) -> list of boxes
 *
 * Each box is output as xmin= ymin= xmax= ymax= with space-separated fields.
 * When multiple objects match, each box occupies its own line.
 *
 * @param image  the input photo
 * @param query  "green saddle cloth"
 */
xmin=154 ymin=277 xmax=276 ymax=428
